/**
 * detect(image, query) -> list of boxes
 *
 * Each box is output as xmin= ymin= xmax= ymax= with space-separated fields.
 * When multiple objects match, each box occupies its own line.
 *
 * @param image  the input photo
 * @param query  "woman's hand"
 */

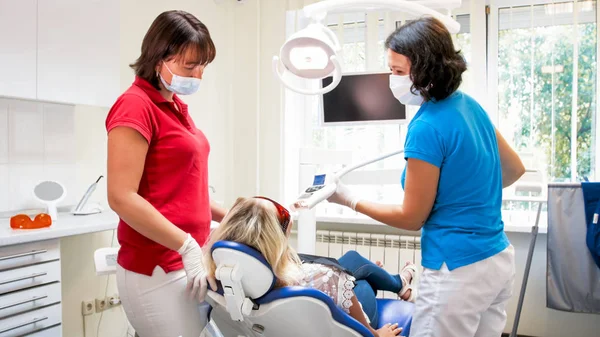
xmin=376 ymin=323 xmax=403 ymax=337
xmin=339 ymin=158 xmax=438 ymax=231
xmin=327 ymin=179 xmax=361 ymax=210
xmin=178 ymin=234 xmax=218 ymax=302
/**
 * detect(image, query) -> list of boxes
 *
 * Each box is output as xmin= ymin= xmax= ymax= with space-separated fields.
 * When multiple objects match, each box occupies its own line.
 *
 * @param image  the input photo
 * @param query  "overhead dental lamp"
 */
xmin=273 ymin=0 xmax=462 ymax=95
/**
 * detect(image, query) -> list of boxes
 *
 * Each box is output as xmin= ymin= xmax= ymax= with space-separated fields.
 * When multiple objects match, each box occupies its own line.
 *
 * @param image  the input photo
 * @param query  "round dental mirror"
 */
xmin=33 ymin=180 xmax=66 ymax=220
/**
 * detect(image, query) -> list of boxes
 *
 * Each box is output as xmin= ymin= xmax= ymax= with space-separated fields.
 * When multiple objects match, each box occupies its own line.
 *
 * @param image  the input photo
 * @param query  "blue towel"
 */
xmin=580 ymin=182 xmax=600 ymax=269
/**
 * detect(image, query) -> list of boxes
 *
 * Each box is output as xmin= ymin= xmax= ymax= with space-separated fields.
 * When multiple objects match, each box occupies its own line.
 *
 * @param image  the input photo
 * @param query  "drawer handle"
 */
xmin=0 ymin=295 xmax=48 ymax=311
xmin=0 ymin=250 xmax=47 ymax=262
xmin=0 ymin=272 xmax=47 ymax=286
xmin=0 ymin=316 xmax=48 ymax=334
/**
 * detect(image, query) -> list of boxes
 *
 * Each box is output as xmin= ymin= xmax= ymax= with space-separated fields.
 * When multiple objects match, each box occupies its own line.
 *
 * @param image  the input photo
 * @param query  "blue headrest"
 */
xmin=211 ymin=241 xmax=277 ymax=298
xmin=211 ymin=241 xmax=273 ymax=268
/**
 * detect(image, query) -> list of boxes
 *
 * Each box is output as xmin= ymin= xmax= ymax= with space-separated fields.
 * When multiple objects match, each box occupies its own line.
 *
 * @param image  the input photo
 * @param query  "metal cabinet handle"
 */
xmin=0 ymin=295 xmax=48 ymax=311
xmin=0 ymin=272 xmax=47 ymax=286
xmin=0 ymin=316 xmax=48 ymax=334
xmin=0 ymin=250 xmax=47 ymax=262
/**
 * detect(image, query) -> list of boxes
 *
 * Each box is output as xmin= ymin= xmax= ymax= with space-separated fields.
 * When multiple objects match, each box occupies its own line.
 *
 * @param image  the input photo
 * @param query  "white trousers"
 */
xmin=116 ymin=264 xmax=210 ymax=337
xmin=409 ymin=245 xmax=516 ymax=337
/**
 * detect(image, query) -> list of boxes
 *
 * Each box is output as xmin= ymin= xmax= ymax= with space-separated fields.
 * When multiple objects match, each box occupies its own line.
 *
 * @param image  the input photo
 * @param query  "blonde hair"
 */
xmin=204 ymin=197 xmax=303 ymax=287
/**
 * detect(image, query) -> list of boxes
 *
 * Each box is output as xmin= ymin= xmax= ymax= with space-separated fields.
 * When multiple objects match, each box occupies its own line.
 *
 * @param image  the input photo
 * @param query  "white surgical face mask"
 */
xmin=159 ymin=63 xmax=201 ymax=95
xmin=389 ymin=74 xmax=424 ymax=106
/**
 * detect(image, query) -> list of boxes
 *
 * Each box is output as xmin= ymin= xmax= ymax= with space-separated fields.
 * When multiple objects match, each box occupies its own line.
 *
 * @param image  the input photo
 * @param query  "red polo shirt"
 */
xmin=106 ymin=76 xmax=212 ymax=276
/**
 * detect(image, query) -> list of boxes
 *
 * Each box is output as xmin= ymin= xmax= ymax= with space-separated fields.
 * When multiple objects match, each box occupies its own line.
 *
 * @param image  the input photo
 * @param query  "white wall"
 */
xmin=61 ymin=229 xmax=126 ymax=337
xmin=0 ymin=99 xmax=78 ymax=213
xmin=229 ymin=0 xmax=320 ymax=201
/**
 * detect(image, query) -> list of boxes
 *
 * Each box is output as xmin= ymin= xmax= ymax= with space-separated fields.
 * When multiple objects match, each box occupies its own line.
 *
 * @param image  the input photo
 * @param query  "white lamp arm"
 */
xmin=334 ymin=149 xmax=405 ymax=180
xmin=303 ymin=0 xmax=461 ymax=34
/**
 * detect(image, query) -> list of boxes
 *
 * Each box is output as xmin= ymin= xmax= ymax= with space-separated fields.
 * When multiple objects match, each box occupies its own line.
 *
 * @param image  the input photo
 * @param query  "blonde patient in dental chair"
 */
xmin=204 ymin=197 xmax=418 ymax=337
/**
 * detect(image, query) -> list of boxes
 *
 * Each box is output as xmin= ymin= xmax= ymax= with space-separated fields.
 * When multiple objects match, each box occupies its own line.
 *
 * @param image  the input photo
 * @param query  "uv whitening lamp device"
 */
xmin=291 ymin=149 xmax=405 ymax=211
xmin=291 ymin=149 xmax=405 ymax=255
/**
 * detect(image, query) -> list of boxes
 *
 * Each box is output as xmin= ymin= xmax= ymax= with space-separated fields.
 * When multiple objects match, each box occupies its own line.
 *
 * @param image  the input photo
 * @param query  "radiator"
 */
xmin=314 ymin=230 xmax=421 ymax=299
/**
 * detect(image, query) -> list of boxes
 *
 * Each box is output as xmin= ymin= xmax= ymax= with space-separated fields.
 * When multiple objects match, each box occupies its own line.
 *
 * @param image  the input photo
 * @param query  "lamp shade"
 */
xmin=280 ymin=23 xmax=339 ymax=79
xmin=273 ymin=23 xmax=343 ymax=95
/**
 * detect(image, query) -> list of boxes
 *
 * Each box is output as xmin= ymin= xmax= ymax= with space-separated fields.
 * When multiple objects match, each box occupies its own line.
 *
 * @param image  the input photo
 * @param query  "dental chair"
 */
xmin=206 ymin=241 xmax=415 ymax=337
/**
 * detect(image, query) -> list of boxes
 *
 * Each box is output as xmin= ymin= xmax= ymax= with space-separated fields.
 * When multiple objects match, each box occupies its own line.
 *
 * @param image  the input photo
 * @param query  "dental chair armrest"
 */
xmin=375 ymin=299 xmax=414 ymax=336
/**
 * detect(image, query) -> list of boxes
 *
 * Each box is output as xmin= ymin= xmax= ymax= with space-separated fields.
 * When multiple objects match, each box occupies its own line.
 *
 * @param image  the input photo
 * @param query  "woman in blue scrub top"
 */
xmin=328 ymin=17 xmax=526 ymax=337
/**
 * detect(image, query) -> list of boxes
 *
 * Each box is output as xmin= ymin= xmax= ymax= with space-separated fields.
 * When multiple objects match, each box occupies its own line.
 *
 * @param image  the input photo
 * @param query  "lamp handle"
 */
xmin=272 ymin=55 xmax=342 ymax=95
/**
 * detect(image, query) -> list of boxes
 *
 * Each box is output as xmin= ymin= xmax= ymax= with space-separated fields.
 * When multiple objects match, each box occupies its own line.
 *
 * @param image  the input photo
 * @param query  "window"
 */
xmin=493 ymin=1 xmax=597 ymax=219
xmin=497 ymin=1 xmax=597 ymax=183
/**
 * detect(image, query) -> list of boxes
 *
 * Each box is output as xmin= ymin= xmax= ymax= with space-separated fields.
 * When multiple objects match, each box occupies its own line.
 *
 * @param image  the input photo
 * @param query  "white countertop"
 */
xmin=0 ymin=211 xmax=120 ymax=247
xmin=0 ymin=211 xmax=222 ymax=247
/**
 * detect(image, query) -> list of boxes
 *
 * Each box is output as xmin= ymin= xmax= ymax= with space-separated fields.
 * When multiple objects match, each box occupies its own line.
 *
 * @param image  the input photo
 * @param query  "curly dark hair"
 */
xmin=385 ymin=17 xmax=467 ymax=102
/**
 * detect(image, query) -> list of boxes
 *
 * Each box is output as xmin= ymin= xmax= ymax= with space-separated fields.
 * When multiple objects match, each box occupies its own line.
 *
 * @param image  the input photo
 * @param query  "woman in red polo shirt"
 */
xmin=106 ymin=10 xmax=226 ymax=337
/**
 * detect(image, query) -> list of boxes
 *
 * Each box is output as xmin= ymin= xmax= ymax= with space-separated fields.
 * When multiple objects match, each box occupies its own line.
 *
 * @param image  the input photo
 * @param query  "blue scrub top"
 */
xmin=401 ymin=91 xmax=509 ymax=271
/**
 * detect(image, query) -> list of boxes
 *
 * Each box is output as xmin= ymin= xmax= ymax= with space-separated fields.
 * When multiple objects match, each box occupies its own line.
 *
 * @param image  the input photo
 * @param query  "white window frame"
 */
xmin=486 ymin=0 xmax=599 ymax=229
xmin=487 ymin=0 xmax=600 ymax=180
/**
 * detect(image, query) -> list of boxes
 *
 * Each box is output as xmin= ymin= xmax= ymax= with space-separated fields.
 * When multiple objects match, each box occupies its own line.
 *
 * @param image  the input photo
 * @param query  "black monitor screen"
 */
xmin=322 ymin=73 xmax=406 ymax=124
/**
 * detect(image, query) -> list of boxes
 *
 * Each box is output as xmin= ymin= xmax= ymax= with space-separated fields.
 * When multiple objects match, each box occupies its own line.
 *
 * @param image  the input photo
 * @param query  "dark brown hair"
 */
xmin=385 ymin=17 xmax=466 ymax=102
xmin=130 ymin=10 xmax=216 ymax=89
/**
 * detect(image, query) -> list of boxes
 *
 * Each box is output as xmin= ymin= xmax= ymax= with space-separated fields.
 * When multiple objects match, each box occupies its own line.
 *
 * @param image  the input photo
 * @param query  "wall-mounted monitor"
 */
xmin=320 ymin=72 xmax=407 ymax=126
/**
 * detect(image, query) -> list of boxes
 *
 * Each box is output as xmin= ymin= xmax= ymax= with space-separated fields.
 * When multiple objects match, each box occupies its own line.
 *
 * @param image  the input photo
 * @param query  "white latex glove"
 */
xmin=177 ymin=233 xmax=217 ymax=302
xmin=326 ymin=179 xmax=361 ymax=211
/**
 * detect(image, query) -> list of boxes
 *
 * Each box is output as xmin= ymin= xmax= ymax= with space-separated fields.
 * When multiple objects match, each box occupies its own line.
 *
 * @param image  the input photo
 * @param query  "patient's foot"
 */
xmin=399 ymin=261 xmax=414 ymax=301
xmin=376 ymin=261 xmax=384 ymax=268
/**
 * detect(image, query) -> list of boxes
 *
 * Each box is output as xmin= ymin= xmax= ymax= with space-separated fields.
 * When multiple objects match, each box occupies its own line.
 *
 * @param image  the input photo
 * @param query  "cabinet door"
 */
xmin=37 ymin=0 xmax=120 ymax=107
xmin=0 ymin=0 xmax=38 ymax=100
xmin=24 ymin=325 xmax=62 ymax=337
xmin=0 ymin=302 xmax=61 ymax=337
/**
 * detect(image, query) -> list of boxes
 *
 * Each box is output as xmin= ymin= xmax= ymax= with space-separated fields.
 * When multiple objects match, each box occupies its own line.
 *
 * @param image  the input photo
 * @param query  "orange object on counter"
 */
xmin=10 ymin=213 xmax=53 ymax=229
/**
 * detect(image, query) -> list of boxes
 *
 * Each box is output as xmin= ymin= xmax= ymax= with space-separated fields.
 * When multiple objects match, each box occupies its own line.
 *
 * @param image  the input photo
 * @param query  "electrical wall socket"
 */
xmin=95 ymin=298 xmax=107 ymax=312
xmin=107 ymin=294 xmax=121 ymax=309
xmin=81 ymin=300 xmax=95 ymax=316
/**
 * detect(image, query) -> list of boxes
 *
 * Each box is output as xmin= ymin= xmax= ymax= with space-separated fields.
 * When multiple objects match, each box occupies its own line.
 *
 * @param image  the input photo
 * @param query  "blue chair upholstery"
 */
xmin=206 ymin=241 xmax=414 ymax=337
xmin=375 ymin=299 xmax=414 ymax=335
